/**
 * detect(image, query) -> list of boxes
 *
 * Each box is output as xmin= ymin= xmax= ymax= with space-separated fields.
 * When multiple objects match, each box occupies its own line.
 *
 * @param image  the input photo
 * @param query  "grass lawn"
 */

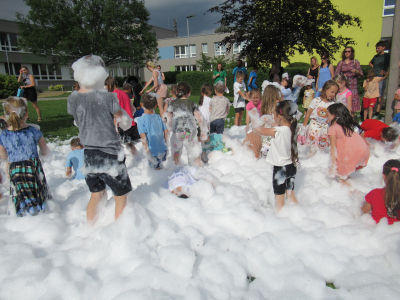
xmin=0 ymin=95 xmax=306 ymax=142
xmin=40 ymin=92 xmax=72 ymax=98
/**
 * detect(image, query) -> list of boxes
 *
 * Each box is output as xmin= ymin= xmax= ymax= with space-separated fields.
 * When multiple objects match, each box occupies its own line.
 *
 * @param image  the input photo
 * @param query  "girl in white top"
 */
xmin=253 ymin=100 xmax=299 ymax=211
xmin=199 ymin=84 xmax=212 ymax=122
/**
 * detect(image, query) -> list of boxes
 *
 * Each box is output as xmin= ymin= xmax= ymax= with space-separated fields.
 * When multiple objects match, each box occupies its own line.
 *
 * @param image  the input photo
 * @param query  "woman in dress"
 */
xmin=212 ymin=63 xmax=227 ymax=90
xmin=315 ymin=53 xmax=334 ymax=97
xmin=307 ymin=56 xmax=319 ymax=92
xmin=140 ymin=62 xmax=169 ymax=117
xmin=17 ymin=66 xmax=42 ymax=121
xmin=334 ymin=46 xmax=363 ymax=115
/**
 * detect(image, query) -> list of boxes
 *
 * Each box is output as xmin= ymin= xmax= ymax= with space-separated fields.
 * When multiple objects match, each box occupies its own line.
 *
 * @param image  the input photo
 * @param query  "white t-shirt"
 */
xmin=308 ymin=97 xmax=334 ymax=124
xmin=266 ymin=126 xmax=292 ymax=166
xmin=199 ymin=95 xmax=211 ymax=122
xmin=233 ymin=81 xmax=246 ymax=108
xmin=167 ymin=166 xmax=197 ymax=192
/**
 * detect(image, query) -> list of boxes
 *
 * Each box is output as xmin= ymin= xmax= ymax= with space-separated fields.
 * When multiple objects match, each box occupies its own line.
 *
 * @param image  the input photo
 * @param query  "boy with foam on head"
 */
xmin=233 ymin=71 xmax=250 ymax=126
xmin=137 ymin=94 xmax=168 ymax=170
xmin=67 ymin=55 xmax=134 ymax=222
xmin=66 ymin=138 xmax=85 ymax=180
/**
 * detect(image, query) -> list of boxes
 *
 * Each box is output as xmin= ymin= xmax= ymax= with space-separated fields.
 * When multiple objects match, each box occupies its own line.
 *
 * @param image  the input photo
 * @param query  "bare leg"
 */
xmin=286 ymin=190 xmax=298 ymax=204
xmin=126 ymin=143 xmax=137 ymax=156
xmin=376 ymin=97 xmax=381 ymax=113
xmin=364 ymin=108 xmax=368 ymax=120
xmin=31 ymin=101 xmax=42 ymax=120
xmin=174 ymin=152 xmax=180 ymax=165
xmin=368 ymin=107 xmax=373 ymax=120
xmin=157 ymin=97 xmax=166 ymax=117
xmin=87 ymin=190 xmax=107 ymax=222
xmin=234 ymin=112 xmax=240 ymax=126
xmin=275 ymin=194 xmax=285 ymax=211
xmin=238 ymin=111 xmax=244 ymax=126
xmin=114 ymin=194 xmax=127 ymax=220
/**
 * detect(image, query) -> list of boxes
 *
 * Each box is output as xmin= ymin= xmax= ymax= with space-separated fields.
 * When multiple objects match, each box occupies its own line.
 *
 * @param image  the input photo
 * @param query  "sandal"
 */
xmin=37 ymin=118 xmax=42 ymax=121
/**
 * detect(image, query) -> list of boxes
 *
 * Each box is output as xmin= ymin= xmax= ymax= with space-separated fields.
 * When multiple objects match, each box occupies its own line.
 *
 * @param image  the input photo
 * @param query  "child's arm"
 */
xmin=346 ymin=94 xmax=352 ymax=113
xmin=38 ymin=137 xmax=50 ymax=157
xmin=328 ymin=135 xmax=337 ymax=177
xmin=246 ymin=110 xmax=250 ymax=125
xmin=0 ymin=145 xmax=8 ymax=161
xmin=363 ymin=80 xmax=368 ymax=91
xmin=361 ymin=202 xmax=372 ymax=214
xmin=252 ymin=127 xmax=276 ymax=137
xmin=66 ymin=167 xmax=72 ymax=177
xmin=140 ymin=133 xmax=149 ymax=153
xmin=302 ymin=108 xmax=313 ymax=127
xmin=238 ymin=90 xmax=250 ymax=100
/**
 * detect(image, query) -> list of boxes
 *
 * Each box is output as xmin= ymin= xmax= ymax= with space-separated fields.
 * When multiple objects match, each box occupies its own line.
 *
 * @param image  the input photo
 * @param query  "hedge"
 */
xmin=0 ymin=74 xmax=21 ymax=98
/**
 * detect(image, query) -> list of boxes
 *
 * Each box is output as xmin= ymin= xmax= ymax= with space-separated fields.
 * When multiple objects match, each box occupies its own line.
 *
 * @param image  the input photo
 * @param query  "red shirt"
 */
xmin=365 ymin=188 xmax=400 ymax=224
xmin=112 ymin=89 xmax=135 ymax=126
xmin=360 ymin=119 xmax=388 ymax=141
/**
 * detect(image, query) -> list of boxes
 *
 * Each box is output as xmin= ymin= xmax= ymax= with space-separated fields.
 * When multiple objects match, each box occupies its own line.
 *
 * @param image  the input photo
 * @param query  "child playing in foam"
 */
xmin=167 ymin=82 xmax=208 ymax=166
xmin=245 ymin=88 xmax=262 ymax=126
xmin=327 ymin=103 xmax=369 ymax=183
xmin=66 ymin=138 xmax=85 ymax=180
xmin=280 ymin=74 xmax=307 ymax=102
xmin=303 ymin=80 xmax=315 ymax=114
xmin=333 ymin=74 xmax=353 ymax=113
xmin=67 ymin=55 xmax=134 ymax=222
xmin=300 ymin=80 xmax=338 ymax=158
xmin=0 ymin=97 xmax=51 ymax=216
xmin=243 ymin=85 xmax=282 ymax=158
xmin=199 ymin=84 xmax=212 ymax=123
xmin=166 ymin=166 xmax=220 ymax=198
xmin=233 ymin=71 xmax=250 ymax=126
xmin=362 ymin=159 xmax=400 ymax=224
xmin=137 ymin=94 xmax=168 ymax=170
xmin=253 ymin=100 xmax=299 ymax=211
xmin=105 ymin=76 xmax=139 ymax=156
xmin=209 ymin=82 xmax=231 ymax=134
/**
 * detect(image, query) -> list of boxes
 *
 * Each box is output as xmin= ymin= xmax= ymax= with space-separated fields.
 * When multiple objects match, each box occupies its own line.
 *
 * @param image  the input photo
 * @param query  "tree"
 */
xmin=208 ymin=0 xmax=362 ymax=66
xmin=196 ymin=52 xmax=213 ymax=71
xmin=214 ymin=25 xmax=228 ymax=33
xmin=17 ymin=0 xmax=158 ymax=66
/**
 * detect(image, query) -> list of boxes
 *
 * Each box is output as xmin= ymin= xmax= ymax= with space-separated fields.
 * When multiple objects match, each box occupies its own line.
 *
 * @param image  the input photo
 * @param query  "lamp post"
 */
xmin=187 ymin=15 xmax=195 ymax=71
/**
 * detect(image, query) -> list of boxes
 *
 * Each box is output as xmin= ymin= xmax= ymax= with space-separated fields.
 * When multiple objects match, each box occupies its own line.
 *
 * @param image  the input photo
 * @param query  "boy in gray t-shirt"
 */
xmin=209 ymin=82 xmax=231 ymax=134
xmin=67 ymin=55 xmax=133 ymax=223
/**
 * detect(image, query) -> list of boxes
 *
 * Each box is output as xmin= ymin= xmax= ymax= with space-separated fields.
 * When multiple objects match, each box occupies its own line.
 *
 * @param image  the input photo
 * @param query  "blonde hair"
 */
xmin=320 ymin=80 xmax=339 ymax=101
xmin=261 ymin=85 xmax=282 ymax=115
xmin=310 ymin=56 xmax=319 ymax=68
xmin=146 ymin=62 xmax=156 ymax=69
xmin=332 ymin=74 xmax=349 ymax=88
xmin=3 ymin=97 xmax=28 ymax=130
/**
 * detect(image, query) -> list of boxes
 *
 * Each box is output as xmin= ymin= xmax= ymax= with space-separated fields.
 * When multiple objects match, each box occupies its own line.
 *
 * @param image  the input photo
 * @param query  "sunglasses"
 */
xmin=322 ymin=57 xmax=327 ymax=60
xmin=345 ymin=50 xmax=352 ymax=53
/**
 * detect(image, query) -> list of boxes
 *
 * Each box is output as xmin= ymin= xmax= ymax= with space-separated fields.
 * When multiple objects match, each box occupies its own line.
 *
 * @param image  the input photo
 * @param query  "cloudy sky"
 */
xmin=0 ymin=0 xmax=223 ymax=37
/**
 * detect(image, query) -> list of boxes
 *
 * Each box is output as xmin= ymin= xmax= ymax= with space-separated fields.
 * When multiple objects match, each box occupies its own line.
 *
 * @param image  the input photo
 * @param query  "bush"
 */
xmin=114 ymin=76 xmax=127 ymax=88
xmin=287 ymin=62 xmax=310 ymax=68
xmin=49 ymin=84 xmax=64 ymax=91
xmin=0 ymin=74 xmax=20 ymax=98
xmin=164 ymin=71 xmax=181 ymax=84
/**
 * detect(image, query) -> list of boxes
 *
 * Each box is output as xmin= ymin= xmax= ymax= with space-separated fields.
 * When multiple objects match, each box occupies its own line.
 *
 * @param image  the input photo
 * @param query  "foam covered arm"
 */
xmin=248 ymin=108 xmax=265 ymax=128
xmin=38 ymin=137 xmax=50 ymax=158
xmin=114 ymin=109 xmax=133 ymax=131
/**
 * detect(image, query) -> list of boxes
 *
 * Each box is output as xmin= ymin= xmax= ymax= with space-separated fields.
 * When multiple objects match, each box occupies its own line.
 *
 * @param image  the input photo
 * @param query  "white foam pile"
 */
xmin=1 ymin=126 xmax=400 ymax=299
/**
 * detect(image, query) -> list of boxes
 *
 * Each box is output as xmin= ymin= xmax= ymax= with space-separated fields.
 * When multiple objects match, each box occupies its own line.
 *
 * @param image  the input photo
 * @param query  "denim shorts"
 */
xmin=210 ymin=118 xmax=225 ymax=134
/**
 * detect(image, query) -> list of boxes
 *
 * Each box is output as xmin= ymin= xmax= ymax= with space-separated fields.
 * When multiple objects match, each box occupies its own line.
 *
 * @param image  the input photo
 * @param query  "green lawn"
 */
xmin=0 ymin=96 xmax=306 ymax=142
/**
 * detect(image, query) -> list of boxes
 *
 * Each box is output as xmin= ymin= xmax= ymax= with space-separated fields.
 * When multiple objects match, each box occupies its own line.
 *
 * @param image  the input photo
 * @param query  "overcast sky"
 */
xmin=0 ymin=0 xmax=223 ymax=37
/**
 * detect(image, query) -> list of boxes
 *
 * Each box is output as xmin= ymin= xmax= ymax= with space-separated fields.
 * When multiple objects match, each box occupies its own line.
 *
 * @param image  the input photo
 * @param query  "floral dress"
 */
xmin=334 ymin=60 xmax=363 ymax=113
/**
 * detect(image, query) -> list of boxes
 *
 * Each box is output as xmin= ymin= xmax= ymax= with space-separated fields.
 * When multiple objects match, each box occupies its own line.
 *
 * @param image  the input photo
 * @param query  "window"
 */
xmin=174 ymin=45 xmax=196 ymax=58
xmin=4 ymin=63 xmax=22 ymax=76
xmin=0 ymin=32 xmax=19 ymax=51
xmin=31 ymin=64 xmax=62 ymax=80
xmin=233 ymin=41 xmax=246 ymax=54
xmin=383 ymin=0 xmax=395 ymax=16
xmin=202 ymin=43 xmax=208 ymax=54
xmin=175 ymin=65 xmax=197 ymax=72
xmin=214 ymin=42 xmax=226 ymax=56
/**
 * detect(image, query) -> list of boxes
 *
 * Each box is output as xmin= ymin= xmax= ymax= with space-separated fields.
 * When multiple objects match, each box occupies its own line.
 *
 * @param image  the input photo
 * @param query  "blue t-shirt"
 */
xmin=232 ymin=66 xmax=248 ymax=83
xmin=0 ymin=126 xmax=42 ymax=163
xmin=137 ymin=113 xmax=167 ymax=157
xmin=394 ymin=113 xmax=400 ymax=123
xmin=66 ymin=149 xmax=85 ymax=180
xmin=248 ymin=71 xmax=257 ymax=90
xmin=134 ymin=107 xmax=144 ymax=118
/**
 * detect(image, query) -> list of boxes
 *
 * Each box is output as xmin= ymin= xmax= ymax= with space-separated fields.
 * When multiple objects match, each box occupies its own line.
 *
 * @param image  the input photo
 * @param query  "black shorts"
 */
xmin=118 ymin=125 xmax=141 ymax=144
xmin=24 ymin=87 xmax=37 ymax=102
xmin=84 ymin=149 xmax=132 ymax=196
xmin=273 ymin=163 xmax=296 ymax=195
xmin=235 ymin=107 xmax=244 ymax=113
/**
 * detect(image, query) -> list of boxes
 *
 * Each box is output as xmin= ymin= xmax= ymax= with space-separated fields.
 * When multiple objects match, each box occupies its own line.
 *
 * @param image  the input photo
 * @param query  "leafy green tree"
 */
xmin=211 ymin=55 xmax=237 ymax=71
xmin=17 ymin=0 xmax=158 ymax=66
xmin=0 ymin=74 xmax=21 ymax=98
xmin=208 ymin=0 xmax=362 ymax=66
xmin=196 ymin=52 xmax=213 ymax=71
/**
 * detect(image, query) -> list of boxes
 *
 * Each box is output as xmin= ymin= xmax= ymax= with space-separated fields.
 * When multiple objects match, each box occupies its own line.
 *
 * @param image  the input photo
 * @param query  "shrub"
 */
xmin=164 ymin=71 xmax=181 ymax=84
xmin=114 ymin=76 xmax=127 ymax=88
xmin=0 ymin=74 xmax=21 ymax=98
xmin=49 ymin=84 xmax=64 ymax=91
xmin=287 ymin=62 xmax=310 ymax=68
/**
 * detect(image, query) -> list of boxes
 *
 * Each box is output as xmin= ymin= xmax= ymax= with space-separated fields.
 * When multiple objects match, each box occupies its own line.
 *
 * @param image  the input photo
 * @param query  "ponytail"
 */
xmin=199 ymin=84 xmax=212 ymax=106
xmin=104 ymin=76 xmax=117 ymax=92
xmin=3 ymin=97 xmax=28 ymax=130
xmin=290 ymin=117 xmax=299 ymax=165
xmin=8 ymin=112 xmax=22 ymax=130
xmin=383 ymin=160 xmax=400 ymax=219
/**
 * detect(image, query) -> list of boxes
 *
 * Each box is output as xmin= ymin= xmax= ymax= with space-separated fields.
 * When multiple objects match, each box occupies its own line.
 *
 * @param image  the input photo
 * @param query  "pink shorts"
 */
xmin=363 ymin=97 xmax=376 ymax=109
xmin=155 ymin=84 xmax=168 ymax=98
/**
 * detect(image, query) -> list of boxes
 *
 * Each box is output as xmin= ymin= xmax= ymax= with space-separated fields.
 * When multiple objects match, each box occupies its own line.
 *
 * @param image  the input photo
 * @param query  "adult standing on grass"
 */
xmin=140 ymin=62 xmax=168 ymax=117
xmin=315 ymin=53 xmax=334 ymax=97
xmin=307 ymin=57 xmax=319 ymax=92
xmin=212 ymin=63 xmax=227 ymax=90
xmin=247 ymin=67 xmax=258 ymax=91
xmin=334 ymin=46 xmax=363 ymax=115
xmin=232 ymin=60 xmax=248 ymax=83
xmin=18 ymin=66 xmax=42 ymax=121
